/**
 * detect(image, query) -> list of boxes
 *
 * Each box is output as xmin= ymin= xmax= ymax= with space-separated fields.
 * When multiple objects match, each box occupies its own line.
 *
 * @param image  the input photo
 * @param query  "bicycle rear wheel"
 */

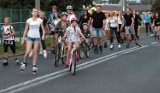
xmin=61 ymin=44 xmax=65 ymax=64
xmin=54 ymin=44 xmax=60 ymax=67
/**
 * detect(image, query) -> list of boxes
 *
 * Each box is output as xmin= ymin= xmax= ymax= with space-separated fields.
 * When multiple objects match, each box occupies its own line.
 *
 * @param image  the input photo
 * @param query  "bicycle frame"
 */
xmin=69 ymin=44 xmax=76 ymax=66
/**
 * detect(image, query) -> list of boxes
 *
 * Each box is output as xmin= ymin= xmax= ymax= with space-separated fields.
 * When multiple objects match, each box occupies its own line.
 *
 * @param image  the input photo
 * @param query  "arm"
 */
xmin=79 ymin=16 xmax=82 ymax=24
xmin=41 ymin=23 xmax=45 ymax=40
xmin=63 ymin=30 xmax=69 ymax=39
xmin=2 ymin=29 xmax=5 ymax=39
xmin=79 ymin=30 xmax=85 ymax=39
xmin=48 ymin=24 xmax=54 ymax=29
xmin=21 ymin=22 xmax=29 ymax=44
xmin=131 ymin=17 xmax=134 ymax=27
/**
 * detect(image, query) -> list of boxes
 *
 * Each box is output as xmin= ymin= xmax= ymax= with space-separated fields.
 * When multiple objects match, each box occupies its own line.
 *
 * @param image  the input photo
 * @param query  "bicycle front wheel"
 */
xmin=71 ymin=51 xmax=77 ymax=75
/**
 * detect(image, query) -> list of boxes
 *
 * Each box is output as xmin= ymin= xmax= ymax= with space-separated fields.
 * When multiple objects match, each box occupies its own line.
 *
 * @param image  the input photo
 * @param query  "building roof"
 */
xmin=101 ymin=5 xmax=152 ymax=11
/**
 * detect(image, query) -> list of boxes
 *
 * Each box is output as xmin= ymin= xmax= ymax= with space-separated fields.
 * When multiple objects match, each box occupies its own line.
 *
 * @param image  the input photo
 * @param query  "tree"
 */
xmin=0 ymin=0 xmax=93 ymax=11
xmin=49 ymin=0 xmax=93 ymax=11
xmin=151 ymin=0 xmax=160 ymax=12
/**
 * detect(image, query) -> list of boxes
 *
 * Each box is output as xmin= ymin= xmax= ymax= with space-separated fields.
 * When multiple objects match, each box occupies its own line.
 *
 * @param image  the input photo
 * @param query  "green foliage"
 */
xmin=49 ymin=0 xmax=93 ymax=11
xmin=0 ymin=0 xmax=93 ymax=11
xmin=151 ymin=0 xmax=160 ymax=12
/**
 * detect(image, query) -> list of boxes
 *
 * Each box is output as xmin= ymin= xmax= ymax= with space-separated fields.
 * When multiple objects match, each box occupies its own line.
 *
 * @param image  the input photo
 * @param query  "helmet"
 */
xmin=66 ymin=5 xmax=73 ymax=10
xmin=71 ymin=18 xmax=78 ymax=23
xmin=82 ymin=23 xmax=88 ymax=26
xmin=61 ymin=12 xmax=67 ymax=16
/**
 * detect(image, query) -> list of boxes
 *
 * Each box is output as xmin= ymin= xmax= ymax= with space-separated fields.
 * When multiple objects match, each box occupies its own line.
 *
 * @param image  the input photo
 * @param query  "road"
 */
xmin=0 ymin=34 xmax=160 ymax=93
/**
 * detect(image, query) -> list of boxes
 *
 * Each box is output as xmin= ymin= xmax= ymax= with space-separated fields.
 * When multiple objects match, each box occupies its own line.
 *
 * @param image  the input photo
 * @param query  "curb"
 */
xmin=0 ymin=48 xmax=52 ymax=60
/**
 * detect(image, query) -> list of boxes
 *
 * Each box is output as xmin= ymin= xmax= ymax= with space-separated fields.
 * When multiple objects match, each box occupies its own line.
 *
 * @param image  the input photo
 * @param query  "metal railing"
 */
xmin=0 ymin=22 xmax=26 ymax=43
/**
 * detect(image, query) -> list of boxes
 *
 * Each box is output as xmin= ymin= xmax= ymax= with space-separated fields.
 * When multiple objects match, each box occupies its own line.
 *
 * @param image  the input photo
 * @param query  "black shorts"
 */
xmin=138 ymin=23 xmax=141 ymax=26
xmin=3 ymin=40 xmax=16 ymax=53
xmin=50 ymin=31 xmax=56 ymax=35
xmin=121 ymin=26 xmax=125 ymax=33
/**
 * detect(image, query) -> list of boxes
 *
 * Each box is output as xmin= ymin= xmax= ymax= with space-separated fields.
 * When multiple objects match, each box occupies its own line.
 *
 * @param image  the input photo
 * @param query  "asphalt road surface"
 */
xmin=0 ymin=34 xmax=160 ymax=93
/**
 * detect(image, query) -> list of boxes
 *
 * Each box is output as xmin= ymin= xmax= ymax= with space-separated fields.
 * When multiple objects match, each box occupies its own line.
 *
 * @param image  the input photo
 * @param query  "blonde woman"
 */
xmin=108 ymin=11 xmax=121 ymax=49
xmin=21 ymin=8 xmax=45 ymax=74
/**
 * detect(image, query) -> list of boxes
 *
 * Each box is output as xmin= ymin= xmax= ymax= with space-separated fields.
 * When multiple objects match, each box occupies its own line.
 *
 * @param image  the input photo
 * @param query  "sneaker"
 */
xmin=136 ymin=42 xmax=141 ymax=47
xmin=151 ymin=34 xmax=154 ymax=37
xmin=43 ymin=51 xmax=47 ymax=59
xmin=104 ymin=42 xmax=107 ymax=48
xmin=3 ymin=59 xmax=8 ymax=66
xmin=39 ymin=50 xmax=43 ymax=55
xmin=110 ymin=44 xmax=114 ymax=49
xmin=158 ymin=35 xmax=160 ymax=40
xmin=32 ymin=66 xmax=38 ymax=73
xmin=20 ymin=63 xmax=27 ymax=71
xmin=118 ymin=44 xmax=121 ymax=49
xmin=15 ymin=58 xmax=20 ymax=65
xmin=29 ymin=50 xmax=33 ymax=58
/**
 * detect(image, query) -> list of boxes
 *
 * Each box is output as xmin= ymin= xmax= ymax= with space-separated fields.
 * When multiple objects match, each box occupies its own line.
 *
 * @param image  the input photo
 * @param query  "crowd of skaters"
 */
xmin=1 ymin=5 xmax=159 ymax=74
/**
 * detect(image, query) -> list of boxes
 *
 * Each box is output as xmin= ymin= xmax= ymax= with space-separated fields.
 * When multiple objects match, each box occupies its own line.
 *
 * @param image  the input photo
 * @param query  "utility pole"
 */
xmin=35 ymin=0 xmax=40 ymax=10
xmin=121 ymin=0 xmax=126 ymax=11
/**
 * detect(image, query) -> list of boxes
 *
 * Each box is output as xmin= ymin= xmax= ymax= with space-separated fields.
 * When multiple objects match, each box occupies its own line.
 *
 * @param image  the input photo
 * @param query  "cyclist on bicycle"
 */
xmin=81 ymin=23 xmax=91 ymax=46
xmin=63 ymin=18 xmax=86 ymax=67
xmin=54 ymin=12 xmax=70 ymax=32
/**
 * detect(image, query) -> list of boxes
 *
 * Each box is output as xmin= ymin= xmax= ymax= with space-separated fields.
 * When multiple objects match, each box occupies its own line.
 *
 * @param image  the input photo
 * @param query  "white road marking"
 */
xmin=151 ymin=42 xmax=157 ymax=45
xmin=0 ymin=45 xmax=148 ymax=93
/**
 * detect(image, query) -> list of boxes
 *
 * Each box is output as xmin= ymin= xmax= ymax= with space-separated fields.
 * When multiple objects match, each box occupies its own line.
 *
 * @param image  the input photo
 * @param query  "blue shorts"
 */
xmin=92 ymin=27 xmax=103 ymax=38
xmin=86 ymin=38 xmax=91 ymax=43
xmin=26 ymin=37 xmax=41 ymax=43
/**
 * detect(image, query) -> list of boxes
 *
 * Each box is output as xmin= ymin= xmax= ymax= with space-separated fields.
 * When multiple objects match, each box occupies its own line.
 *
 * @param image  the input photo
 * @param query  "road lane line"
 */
xmin=0 ymin=45 xmax=148 ymax=93
xmin=1 ymin=46 xmax=140 ymax=92
xmin=151 ymin=42 xmax=157 ymax=45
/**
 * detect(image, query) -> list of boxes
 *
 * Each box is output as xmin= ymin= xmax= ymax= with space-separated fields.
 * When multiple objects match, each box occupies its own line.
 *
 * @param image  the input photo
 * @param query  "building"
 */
xmin=93 ymin=0 xmax=152 ymax=12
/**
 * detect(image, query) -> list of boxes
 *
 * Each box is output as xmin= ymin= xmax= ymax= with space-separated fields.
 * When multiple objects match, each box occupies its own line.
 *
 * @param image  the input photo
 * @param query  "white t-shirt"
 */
xmin=27 ymin=18 xmax=43 ymax=38
xmin=54 ymin=18 xmax=61 ymax=26
xmin=1 ymin=25 xmax=14 ymax=40
xmin=118 ymin=15 xmax=122 ymax=24
xmin=108 ymin=16 xmax=118 ymax=27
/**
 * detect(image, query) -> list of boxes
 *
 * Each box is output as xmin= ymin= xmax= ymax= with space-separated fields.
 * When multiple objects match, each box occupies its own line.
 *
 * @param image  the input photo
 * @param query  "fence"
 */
xmin=0 ymin=9 xmax=82 ymax=43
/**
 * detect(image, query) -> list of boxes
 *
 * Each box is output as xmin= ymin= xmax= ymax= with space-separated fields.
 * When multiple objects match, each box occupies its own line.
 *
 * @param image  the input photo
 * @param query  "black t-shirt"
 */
xmin=124 ymin=14 xmax=133 ymax=26
xmin=82 ymin=29 xmax=90 ymax=38
xmin=79 ymin=15 xmax=90 ymax=29
xmin=79 ymin=15 xmax=90 ymax=24
xmin=91 ymin=12 xmax=105 ymax=28
xmin=154 ymin=17 xmax=160 ymax=26
xmin=40 ymin=18 xmax=47 ymax=36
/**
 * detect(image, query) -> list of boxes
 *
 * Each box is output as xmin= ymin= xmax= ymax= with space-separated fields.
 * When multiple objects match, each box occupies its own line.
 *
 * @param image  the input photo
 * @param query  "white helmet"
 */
xmin=66 ymin=5 xmax=73 ymax=10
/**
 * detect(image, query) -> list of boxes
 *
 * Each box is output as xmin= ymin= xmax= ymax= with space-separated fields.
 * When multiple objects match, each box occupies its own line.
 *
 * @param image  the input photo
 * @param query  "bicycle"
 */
xmin=54 ymin=30 xmax=66 ymax=67
xmin=80 ymin=38 xmax=90 ymax=59
xmin=68 ymin=43 xmax=78 ymax=75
